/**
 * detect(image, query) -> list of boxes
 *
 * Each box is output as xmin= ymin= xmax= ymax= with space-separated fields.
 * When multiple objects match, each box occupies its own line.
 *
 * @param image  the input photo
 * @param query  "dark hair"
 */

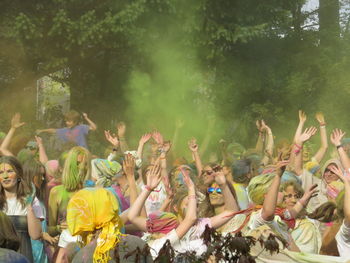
xmin=0 ymin=211 xmax=20 ymax=251
xmin=23 ymin=159 xmax=47 ymax=202
xmin=0 ymin=156 xmax=31 ymax=211
xmin=232 ymin=159 xmax=251 ymax=184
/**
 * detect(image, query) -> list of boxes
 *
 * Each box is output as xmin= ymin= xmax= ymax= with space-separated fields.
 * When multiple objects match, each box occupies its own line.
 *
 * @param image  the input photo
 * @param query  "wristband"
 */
xmin=145 ymin=185 xmax=161 ymax=192
xmin=319 ymin=123 xmax=326 ymax=127
xmin=337 ymin=145 xmax=343 ymax=150
xmin=294 ymin=143 xmax=302 ymax=150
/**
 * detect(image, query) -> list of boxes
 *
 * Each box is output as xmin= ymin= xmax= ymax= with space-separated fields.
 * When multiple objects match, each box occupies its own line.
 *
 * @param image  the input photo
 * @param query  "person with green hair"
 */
xmin=47 ymin=146 xmax=91 ymax=262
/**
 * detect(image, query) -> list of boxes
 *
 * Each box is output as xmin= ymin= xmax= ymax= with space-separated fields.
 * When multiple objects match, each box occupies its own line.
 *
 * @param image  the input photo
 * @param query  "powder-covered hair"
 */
xmin=247 ymin=173 xmax=276 ymax=205
xmin=62 ymin=146 xmax=91 ymax=191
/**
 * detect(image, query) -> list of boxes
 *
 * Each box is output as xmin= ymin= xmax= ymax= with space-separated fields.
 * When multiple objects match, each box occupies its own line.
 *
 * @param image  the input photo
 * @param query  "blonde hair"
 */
xmin=62 ymin=147 xmax=91 ymax=191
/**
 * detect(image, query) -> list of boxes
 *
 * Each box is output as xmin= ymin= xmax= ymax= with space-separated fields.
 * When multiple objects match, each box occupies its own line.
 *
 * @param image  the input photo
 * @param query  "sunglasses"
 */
xmin=207 ymin=187 xmax=222 ymax=194
xmin=284 ymin=193 xmax=301 ymax=200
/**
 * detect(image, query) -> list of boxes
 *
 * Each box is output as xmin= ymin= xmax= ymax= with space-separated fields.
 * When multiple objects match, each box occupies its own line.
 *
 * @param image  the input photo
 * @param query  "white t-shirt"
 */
xmin=335 ymin=221 xmax=350 ymax=261
xmin=3 ymin=197 xmax=44 ymax=219
xmin=173 ymin=218 xmax=211 ymax=256
xmin=142 ymin=229 xmax=179 ymax=259
xmin=139 ymin=181 xmax=167 ymax=215
xmin=58 ymin=229 xmax=82 ymax=248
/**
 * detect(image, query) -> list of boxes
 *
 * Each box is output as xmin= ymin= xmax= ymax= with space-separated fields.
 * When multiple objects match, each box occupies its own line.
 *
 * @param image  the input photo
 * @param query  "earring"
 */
xmin=17 ymin=178 xmax=21 ymax=182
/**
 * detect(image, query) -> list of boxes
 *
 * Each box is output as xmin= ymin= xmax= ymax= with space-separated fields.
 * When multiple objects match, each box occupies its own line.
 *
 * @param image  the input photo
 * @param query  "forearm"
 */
xmin=262 ymin=175 xmax=280 ymax=221
xmin=127 ymin=178 xmax=138 ymax=206
xmin=27 ymin=207 xmax=42 ymax=240
xmin=220 ymin=183 xmax=239 ymax=212
xmin=136 ymin=143 xmax=144 ymax=159
xmin=184 ymin=188 xmax=197 ymax=221
xmin=39 ymin=128 xmax=56 ymax=134
xmin=344 ymin=182 xmax=350 ymax=225
xmin=293 ymin=122 xmax=304 ymax=143
xmin=38 ymin=144 xmax=49 ymax=164
xmin=313 ymin=126 xmax=328 ymax=163
xmin=0 ymin=128 xmax=15 ymax=150
xmin=128 ymin=189 xmax=150 ymax=222
xmin=337 ymin=147 xmax=350 ymax=171
xmin=289 ymin=197 xmax=309 ymax=219
xmin=192 ymin=151 xmax=203 ymax=177
xmin=293 ymin=142 xmax=303 ymax=175
xmin=85 ymin=117 xmax=97 ymax=131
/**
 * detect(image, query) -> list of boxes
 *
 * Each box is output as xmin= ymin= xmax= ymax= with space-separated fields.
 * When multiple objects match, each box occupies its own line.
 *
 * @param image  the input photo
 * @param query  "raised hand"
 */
xmin=183 ymin=168 xmax=195 ymax=190
xmin=330 ymin=128 xmax=346 ymax=146
xmin=329 ymin=165 xmax=350 ymax=183
xmin=11 ymin=113 xmax=25 ymax=129
xmin=188 ymin=138 xmax=199 ymax=152
xmin=213 ymin=166 xmax=226 ymax=186
xmin=176 ymin=118 xmax=185 ymax=129
xmin=275 ymin=160 xmax=289 ymax=177
xmin=123 ymin=154 xmax=135 ymax=179
xmin=82 ymin=112 xmax=88 ymax=119
xmin=298 ymin=110 xmax=307 ymax=124
xmin=315 ymin=112 xmax=325 ymax=125
xmin=34 ymin=136 xmax=43 ymax=146
xmin=146 ymin=164 xmax=162 ymax=190
xmin=301 ymin=184 xmax=319 ymax=201
xmin=297 ymin=127 xmax=317 ymax=144
xmin=139 ymin=133 xmax=152 ymax=145
xmin=104 ymin=130 xmax=119 ymax=147
xmin=117 ymin=122 xmax=126 ymax=138
xmin=152 ymin=130 xmax=164 ymax=145
xmin=261 ymin=120 xmax=271 ymax=132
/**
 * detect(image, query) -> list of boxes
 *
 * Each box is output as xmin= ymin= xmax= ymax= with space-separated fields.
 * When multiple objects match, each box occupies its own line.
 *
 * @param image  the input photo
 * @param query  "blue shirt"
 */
xmin=56 ymin=124 xmax=90 ymax=148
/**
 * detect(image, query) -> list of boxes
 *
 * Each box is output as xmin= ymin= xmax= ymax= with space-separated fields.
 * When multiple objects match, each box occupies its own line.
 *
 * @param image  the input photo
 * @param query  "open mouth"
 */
xmin=1 ymin=179 xmax=12 ymax=184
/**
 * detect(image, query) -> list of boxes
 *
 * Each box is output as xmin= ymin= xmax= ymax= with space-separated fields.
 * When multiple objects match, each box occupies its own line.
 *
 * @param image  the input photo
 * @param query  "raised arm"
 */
xmin=210 ymin=168 xmax=239 ymax=229
xmin=137 ymin=133 xmax=152 ymax=159
xmin=104 ymin=130 xmax=119 ymax=161
xmin=255 ymin=120 xmax=264 ymax=153
xmin=261 ymin=120 xmax=274 ymax=166
xmin=127 ymin=164 xmax=162 ymax=232
xmin=35 ymin=136 xmax=48 ymax=164
xmin=36 ymin=128 xmax=56 ymax=135
xmin=330 ymin=129 xmax=350 ymax=171
xmin=188 ymin=138 xmax=203 ymax=177
xmin=288 ymin=184 xmax=318 ymax=219
xmin=313 ymin=112 xmax=328 ymax=163
xmin=174 ymin=170 xmax=197 ymax=239
xmin=329 ymin=165 xmax=350 ymax=226
xmin=293 ymin=127 xmax=317 ymax=175
xmin=121 ymin=154 xmax=137 ymax=223
xmin=82 ymin=113 xmax=97 ymax=131
xmin=0 ymin=113 xmax=25 ymax=156
xmin=117 ymin=122 xmax=129 ymax=152
xmin=261 ymin=161 xmax=288 ymax=221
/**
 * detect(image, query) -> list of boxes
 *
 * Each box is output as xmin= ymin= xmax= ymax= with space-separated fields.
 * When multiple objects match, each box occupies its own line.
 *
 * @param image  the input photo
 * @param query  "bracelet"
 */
xmin=337 ymin=145 xmax=343 ymax=150
xmin=145 ymin=185 xmax=161 ymax=192
xmin=294 ymin=143 xmax=302 ymax=150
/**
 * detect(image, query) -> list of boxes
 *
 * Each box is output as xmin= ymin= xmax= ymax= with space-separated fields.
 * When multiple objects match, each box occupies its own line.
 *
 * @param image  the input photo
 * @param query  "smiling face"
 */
xmin=323 ymin=164 xmax=339 ymax=184
xmin=0 ymin=163 xmax=18 ymax=191
xmin=208 ymin=183 xmax=224 ymax=207
xmin=282 ymin=185 xmax=302 ymax=210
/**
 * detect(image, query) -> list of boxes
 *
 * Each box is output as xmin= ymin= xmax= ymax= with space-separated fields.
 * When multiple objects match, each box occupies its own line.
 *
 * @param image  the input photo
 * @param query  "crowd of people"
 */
xmin=0 ymin=110 xmax=349 ymax=263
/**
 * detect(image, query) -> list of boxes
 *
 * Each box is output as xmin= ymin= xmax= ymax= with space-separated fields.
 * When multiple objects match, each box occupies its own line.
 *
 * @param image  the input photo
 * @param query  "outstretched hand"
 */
xmin=123 ymin=154 xmax=135 ymax=179
xmin=188 ymin=138 xmax=199 ymax=152
xmin=213 ymin=165 xmax=226 ymax=186
xmin=139 ymin=133 xmax=152 ymax=145
xmin=152 ymin=131 xmax=164 ymax=145
xmin=301 ymin=184 xmax=319 ymax=202
xmin=276 ymin=160 xmax=289 ymax=177
xmin=297 ymin=127 xmax=317 ymax=144
xmin=104 ymin=130 xmax=119 ymax=147
xmin=117 ymin=122 xmax=126 ymax=138
xmin=330 ymin=128 xmax=346 ymax=146
xmin=11 ymin=113 xmax=25 ymax=129
xmin=298 ymin=110 xmax=307 ymax=123
xmin=315 ymin=112 xmax=325 ymax=125
xmin=329 ymin=165 xmax=350 ymax=184
xmin=146 ymin=164 xmax=162 ymax=190
xmin=34 ymin=136 xmax=43 ymax=146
